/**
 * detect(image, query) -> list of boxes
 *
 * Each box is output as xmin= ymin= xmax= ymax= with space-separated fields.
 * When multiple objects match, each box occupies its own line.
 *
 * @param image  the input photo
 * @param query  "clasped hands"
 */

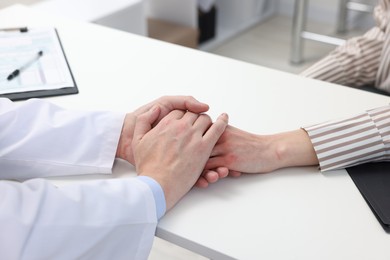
xmin=115 ymin=96 xmax=301 ymax=210
xmin=115 ymin=96 xmax=231 ymax=210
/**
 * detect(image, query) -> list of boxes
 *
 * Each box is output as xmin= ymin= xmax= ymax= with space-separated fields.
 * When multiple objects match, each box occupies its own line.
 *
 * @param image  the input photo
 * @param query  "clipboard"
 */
xmin=347 ymin=162 xmax=390 ymax=233
xmin=0 ymin=27 xmax=78 ymax=100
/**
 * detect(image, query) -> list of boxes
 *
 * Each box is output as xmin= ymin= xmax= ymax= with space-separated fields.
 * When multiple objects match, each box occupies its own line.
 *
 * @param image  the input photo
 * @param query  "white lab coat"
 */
xmin=0 ymin=98 xmax=158 ymax=260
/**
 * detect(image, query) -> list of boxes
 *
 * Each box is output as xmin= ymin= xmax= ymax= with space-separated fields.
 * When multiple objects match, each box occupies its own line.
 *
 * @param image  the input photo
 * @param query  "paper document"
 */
xmin=0 ymin=27 xmax=77 ymax=100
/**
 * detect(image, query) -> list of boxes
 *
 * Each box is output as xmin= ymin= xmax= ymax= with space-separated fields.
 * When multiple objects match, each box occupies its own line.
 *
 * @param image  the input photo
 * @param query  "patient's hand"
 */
xmin=196 ymin=126 xmax=319 ymax=186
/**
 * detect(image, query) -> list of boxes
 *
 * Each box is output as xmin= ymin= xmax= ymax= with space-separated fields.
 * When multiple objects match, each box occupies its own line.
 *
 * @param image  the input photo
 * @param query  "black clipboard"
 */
xmin=346 ymin=162 xmax=390 ymax=233
xmin=0 ymin=27 xmax=78 ymax=100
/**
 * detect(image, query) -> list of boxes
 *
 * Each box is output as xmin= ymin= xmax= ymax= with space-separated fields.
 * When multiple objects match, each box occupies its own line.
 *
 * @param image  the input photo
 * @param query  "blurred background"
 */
xmin=0 ymin=0 xmax=377 ymax=75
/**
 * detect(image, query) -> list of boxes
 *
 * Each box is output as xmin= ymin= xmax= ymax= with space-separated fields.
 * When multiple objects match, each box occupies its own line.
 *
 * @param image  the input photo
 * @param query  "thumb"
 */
xmin=133 ymin=105 xmax=161 ymax=144
xmin=185 ymin=96 xmax=209 ymax=114
xmin=203 ymin=113 xmax=229 ymax=145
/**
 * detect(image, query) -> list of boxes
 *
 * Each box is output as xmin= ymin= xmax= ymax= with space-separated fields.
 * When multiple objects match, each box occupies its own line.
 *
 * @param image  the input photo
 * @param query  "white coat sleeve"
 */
xmin=0 ymin=98 xmax=125 ymax=180
xmin=0 ymin=177 xmax=158 ymax=260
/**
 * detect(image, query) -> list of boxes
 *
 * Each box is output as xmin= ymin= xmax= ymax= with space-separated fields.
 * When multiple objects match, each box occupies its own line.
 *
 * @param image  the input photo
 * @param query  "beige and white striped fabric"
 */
xmin=301 ymin=0 xmax=390 ymax=93
xmin=303 ymin=105 xmax=390 ymax=171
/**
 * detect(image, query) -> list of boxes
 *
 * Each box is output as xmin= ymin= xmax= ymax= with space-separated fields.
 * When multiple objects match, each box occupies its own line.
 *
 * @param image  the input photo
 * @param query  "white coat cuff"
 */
xmin=137 ymin=176 xmax=166 ymax=219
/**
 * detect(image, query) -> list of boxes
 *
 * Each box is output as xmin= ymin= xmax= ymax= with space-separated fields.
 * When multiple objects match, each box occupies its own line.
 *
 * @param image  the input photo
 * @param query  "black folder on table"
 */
xmin=347 ymin=162 xmax=390 ymax=233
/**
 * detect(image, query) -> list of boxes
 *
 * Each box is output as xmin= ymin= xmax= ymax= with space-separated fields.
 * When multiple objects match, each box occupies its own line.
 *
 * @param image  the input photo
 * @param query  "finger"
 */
xmin=184 ymin=96 xmax=209 ymax=113
xmin=203 ymin=167 xmax=228 ymax=183
xmin=205 ymin=156 xmax=226 ymax=171
xmin=202 ymin=170 xmax=219 ymax=183
xmin=167 ymin=96 xmax=209 ymax=113
xmin=203 ymin=113 xmax=229 ymax=145
xmin=193 ymin=114 xmax=212 ymax=133
xmin=215 ymin=167 xmax=229 ymax=178
xmin=205 ymin=159 xmax=243 ymax=178
xmin=195 ymin=177 xmax=209 ymax=188
xmin=166 ymin=110 xmax=186 ymax=120
xmin=210 ymin=146 xmax=222 ymax=157
xmin=229 ymin=170 xmax=242 ymax=178
xmin=132 ymin=106 xmax=161 ymax=143
xmin=181 ymin=111 xmax=200 ymax=125
xmin=161 ymin=96 xmax=209 ymax=114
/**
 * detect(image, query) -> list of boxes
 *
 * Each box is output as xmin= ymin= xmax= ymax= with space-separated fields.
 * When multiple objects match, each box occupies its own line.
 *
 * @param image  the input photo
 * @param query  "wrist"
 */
xmin=274 ymin=129 xmax=319 ymax=169
xmin=137 ymin=176 xmax=166 ymax=219
xmin=116 ymin=113 xmax=136 ymax=164
xmin=139 ymin=173 xmax=176 ymax=211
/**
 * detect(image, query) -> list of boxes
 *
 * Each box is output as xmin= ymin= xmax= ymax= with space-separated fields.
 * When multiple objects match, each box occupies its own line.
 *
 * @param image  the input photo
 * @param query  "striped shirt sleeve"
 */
xmin=303 ymin=105 xmax=390 ymax=171
xmin=300 ymin=0 xmax=388 ymax=89
xmin=300 ymin=26 xmax=385 ymax=87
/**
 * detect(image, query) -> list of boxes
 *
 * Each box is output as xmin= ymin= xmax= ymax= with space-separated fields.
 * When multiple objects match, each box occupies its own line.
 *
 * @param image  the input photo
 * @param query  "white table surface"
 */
xmin=1 ymin=5 xmax=390 ymax=260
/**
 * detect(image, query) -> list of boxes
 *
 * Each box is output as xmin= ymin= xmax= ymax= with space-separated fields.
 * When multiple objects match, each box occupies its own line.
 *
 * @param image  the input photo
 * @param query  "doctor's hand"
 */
xmin=196 ymin=126 xmax=318 ymax=187
xmin=116 ymin=96 xmax=210 ymax=165
xmin=132 ymin=106 xmax=228 ymax=211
